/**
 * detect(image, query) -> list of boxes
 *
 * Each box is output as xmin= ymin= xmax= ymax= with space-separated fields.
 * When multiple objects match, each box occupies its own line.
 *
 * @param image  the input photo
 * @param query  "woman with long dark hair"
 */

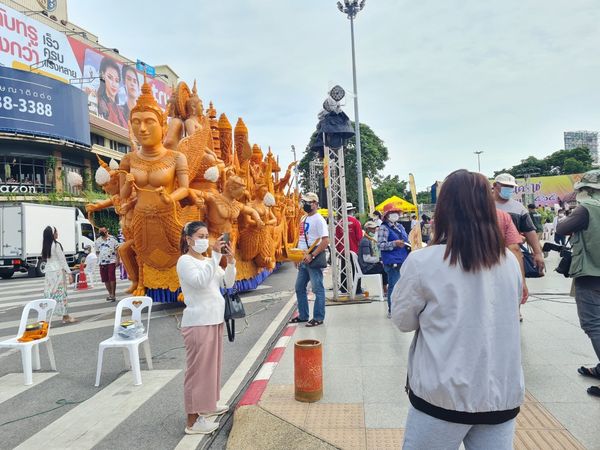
xmin=42 ymin=226 xmax=76 ymax=324
xmin=392 ymin=170 xmax=523 ymax=449
xmin=176 ymin=221 xmax=235 ymax=435
xmin=97 ymin=56 xmax=127 ymax=128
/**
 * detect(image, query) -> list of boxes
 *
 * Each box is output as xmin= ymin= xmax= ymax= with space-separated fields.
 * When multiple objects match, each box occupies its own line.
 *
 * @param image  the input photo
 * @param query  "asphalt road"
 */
xmin=0 ymin=263 xmax=298 ymax=450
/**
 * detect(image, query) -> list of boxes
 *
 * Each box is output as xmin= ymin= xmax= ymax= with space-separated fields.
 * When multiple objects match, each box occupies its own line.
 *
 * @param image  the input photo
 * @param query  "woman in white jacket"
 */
xmin=42 ymin=226 xmax=75 ymax=324
xmin=176 ymin=221 xmax=236 ymax=435
xmin=392 ymin=170 xmax=524 ymax=450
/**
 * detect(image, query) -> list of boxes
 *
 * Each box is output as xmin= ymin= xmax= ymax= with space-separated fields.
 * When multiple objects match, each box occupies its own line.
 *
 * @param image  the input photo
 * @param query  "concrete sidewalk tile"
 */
xmin=360 ymin=343 xmax=408 ymax=368
xmin=323 ymin=342 xmax=362 ymax=368
xmin=524 ymin=390 xmax=538 ymax=403
xmin=364 ymin=403 xmax=408 ymax=429
xmin=362 ymin=366 xmax=407 ymax=404
xmin=269 ymin=367 xmax=294 ymax=385
xmin=310 ymin=428 xmax=367 ymax=450
xmin=305 ymin=403 xmax=365 ymax=429
xmin=322 ymin=366 xmax=363 ymax=403
xmin=260 ymin=401 xmax=309 ymax=428
xmin=542 ymin=402 xmax=600 ymax=450
xmin=260 ymin=384 xmax=295 ymax=402
xmin=514 ymin=429 xmax=585 ymax=450
xmin=517 ymin=402 xmax=563 ymax=430
xmin=366 ymin=429 xmax=405 ymax=450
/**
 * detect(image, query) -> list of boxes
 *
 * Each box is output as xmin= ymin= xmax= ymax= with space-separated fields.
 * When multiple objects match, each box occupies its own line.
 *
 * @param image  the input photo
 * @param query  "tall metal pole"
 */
xmin=350 ymin=14 xmax=365 ymax=214
xmin=474 ymin=150 xmax=483 ymax=172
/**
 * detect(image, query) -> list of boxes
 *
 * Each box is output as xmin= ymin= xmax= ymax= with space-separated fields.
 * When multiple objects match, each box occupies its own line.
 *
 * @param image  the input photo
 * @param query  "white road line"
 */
xmin=0 ymin=372 xmax=58 ymax=405
xmin=173 ymin=294 xmax=297 ymax=450
xmin=0 ymin=283 xmax=129 ymax=305
xmin=255 ymin=362 xmax=277 ymax=381
xmin=15 ymin=369 xmax=181 ymax=450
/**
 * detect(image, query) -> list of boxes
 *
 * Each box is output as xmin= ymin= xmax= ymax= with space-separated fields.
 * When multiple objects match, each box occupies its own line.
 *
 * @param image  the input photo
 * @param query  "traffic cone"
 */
xmin=77 ymin=263 xmax=89 ymax=290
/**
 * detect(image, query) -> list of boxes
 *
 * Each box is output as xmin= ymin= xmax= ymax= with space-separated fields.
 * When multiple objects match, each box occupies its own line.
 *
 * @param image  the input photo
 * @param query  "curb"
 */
xmin=237 ymin=319 xmax=298 ymax=407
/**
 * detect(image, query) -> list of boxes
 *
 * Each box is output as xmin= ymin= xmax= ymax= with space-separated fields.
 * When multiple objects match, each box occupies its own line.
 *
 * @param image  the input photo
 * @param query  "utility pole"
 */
xmin=338 ymin=0 xmax=366 ymax=214
xmin=474 ymin=150 xmax=483 ymax=173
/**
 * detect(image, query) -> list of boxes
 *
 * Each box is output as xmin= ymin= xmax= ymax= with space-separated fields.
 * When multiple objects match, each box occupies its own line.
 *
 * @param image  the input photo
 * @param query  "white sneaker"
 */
xmin=387 ymin=312 xmax=392 ymax=319
xmin=201 ymin=404 xmax=229 ymax=418
xmin=185 ymin=416 xmax=218 ymax=435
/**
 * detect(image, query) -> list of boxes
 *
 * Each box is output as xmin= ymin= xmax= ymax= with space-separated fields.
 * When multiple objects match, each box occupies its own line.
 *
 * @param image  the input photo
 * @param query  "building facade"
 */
xmin=0 ymin=0 xmax=178 ymax=200
xmin=564 ymin=130 xmax=598 ymax=163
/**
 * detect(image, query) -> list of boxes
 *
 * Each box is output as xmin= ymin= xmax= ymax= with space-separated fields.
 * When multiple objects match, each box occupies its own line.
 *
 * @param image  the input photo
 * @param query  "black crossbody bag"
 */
xmin=223 ymin=280 xmax=245 ymax=342
xmin=304 ymin=231 xmax=327 ymax=269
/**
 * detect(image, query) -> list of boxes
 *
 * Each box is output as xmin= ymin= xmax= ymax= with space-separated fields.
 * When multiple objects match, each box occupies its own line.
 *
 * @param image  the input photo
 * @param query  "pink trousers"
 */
xmin=181 ymin=323 xmax=223 ymax=414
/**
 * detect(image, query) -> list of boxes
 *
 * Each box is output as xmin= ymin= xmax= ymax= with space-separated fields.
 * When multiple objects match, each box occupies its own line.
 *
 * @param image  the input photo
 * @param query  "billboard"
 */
xmin=0 ymin=65 xmax=90 ymax=145
xmin=511 ymin=174 xmax=583 ymax=207
xmin=0 ymin=4 xmax=171 ymax=130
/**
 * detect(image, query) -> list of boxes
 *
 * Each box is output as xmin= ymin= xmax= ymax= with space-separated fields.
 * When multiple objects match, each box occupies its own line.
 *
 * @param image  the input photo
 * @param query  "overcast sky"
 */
xmin=70 ymin=0 xmax=600 ymax=190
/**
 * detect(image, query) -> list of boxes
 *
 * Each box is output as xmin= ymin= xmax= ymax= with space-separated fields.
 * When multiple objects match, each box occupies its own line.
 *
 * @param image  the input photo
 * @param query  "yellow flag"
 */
xmin=365 ymin=177 xmax=375 ymax=214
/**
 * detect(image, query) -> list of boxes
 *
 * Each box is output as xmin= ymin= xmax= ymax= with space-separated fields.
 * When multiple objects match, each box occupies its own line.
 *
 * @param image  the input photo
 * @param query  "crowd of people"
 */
xmin=36 ymin=167 xmax=600 ymax=443
xmin=290 ymin=168 xmax=600 ymax=448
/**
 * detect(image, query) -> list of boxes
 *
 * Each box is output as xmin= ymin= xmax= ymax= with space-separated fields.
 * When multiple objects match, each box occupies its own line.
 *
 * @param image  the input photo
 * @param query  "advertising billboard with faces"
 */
xmin=0 ymin=4 xmax=171 ymax=131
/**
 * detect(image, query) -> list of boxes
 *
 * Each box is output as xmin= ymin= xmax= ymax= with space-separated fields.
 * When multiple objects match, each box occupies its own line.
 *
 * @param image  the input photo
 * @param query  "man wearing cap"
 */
xmin=377 ymin=203 xmax=410 ymax=318
xmin=335 ymin=202 xmax=363 ymax=293
xmin=291 ymin=192 xmax=329 ymax=327
xmin=494 ymin=173 xmax=545 ymax=274
xmin=556 ymin=170 xmax=600 ymax=397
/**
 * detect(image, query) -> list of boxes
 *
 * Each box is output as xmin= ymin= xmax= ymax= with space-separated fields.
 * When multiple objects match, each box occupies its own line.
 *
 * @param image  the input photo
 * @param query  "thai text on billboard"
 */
xmin=0 ymin=4 xmax=171 ymax=131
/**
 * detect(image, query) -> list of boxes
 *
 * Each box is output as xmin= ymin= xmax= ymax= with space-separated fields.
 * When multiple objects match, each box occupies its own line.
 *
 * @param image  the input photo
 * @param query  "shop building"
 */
xmin=0 ymin=0 xmax=178 ymax=201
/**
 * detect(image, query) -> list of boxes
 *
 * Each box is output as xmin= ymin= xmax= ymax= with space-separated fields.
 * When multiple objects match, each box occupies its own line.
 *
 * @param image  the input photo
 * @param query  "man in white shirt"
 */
xmin=291 ymin=192 xmax=329 ymax=327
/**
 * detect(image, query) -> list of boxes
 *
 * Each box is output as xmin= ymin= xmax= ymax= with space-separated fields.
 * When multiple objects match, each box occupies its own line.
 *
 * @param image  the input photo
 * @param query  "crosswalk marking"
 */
xmin=0 ymin=372 xmax=58 ymax=405
xmin=15 ymin=369 xmax=181 ymax=450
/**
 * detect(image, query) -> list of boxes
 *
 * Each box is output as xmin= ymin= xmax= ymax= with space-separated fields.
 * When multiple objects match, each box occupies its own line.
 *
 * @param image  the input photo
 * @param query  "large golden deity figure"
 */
xmin=86 ymin=78 xmax=302 ymax=302
xmin=118 ymin=81 xmax=189 ymax=296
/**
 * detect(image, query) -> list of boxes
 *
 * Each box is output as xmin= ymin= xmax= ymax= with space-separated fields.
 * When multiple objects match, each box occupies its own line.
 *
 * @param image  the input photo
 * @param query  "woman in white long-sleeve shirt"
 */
xmin=391 ymin=170 xmax=524 ymax=450
xmin=42 ymin=226 xmax=75 ymax=324
xmin=176 ymin=221 xmax=236 ymax=436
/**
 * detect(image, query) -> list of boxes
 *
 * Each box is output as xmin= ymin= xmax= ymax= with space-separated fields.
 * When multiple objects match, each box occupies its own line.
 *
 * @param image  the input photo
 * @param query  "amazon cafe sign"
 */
xmin=0 ymin=183 xmax=38 ymax=194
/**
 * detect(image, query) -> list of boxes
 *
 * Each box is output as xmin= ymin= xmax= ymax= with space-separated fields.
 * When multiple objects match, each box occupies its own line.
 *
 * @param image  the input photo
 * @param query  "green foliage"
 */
xmin=299 ymin=122 xmax=389 ymax=207
xmin=540 ymin=208 xmax=554 ymax=225
xmin=416 ymin=190 xmax=431 ymax=204
xmin=371 ymin=175 xmax=407 ymax=205
xmin=494 ymin=147 xmax=594 ymax=177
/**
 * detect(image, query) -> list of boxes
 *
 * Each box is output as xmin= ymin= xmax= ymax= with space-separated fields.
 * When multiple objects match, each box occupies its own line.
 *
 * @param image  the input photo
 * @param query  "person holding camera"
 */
xmin=177 ymin=221 xmax=236 ymax=434
xmin=556 ymin=170 xmax=600 ymax=398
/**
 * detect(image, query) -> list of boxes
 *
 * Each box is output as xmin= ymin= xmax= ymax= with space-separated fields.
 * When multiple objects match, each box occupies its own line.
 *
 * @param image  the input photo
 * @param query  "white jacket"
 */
xmin=177 ymin=251 xmax=236 ymax=327
xmin=391 ymin=245 xmax=524 ymax=422
xmin=45 ymin=242 xmax=71 ymax=274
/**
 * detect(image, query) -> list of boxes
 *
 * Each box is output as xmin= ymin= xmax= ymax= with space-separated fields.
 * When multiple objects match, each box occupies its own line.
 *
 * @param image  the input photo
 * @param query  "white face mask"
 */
xmin=190 ymin=238 xmax=209 ymax=254
xmin=388 ymin=213 xmax=400 ymax=222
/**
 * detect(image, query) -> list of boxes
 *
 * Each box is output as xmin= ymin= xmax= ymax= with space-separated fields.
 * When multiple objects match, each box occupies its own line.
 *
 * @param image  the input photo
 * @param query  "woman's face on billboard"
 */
xmin=103 ymin=66 xmax=120 ymax=100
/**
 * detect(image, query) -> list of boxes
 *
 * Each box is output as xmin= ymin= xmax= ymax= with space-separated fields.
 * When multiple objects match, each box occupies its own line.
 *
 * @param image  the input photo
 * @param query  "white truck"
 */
xmin=0 ymin=203 xmax=95 ymax=279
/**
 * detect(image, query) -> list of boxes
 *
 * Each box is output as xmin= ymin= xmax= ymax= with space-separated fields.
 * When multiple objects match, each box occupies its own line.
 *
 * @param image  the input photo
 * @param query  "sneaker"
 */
xmin=184 ymin=416 xmax=218 ymax=435
xmin=200 ymin=404 xmax=229 ymax=418
xmin=387 ymin=312 xmax=392 ymax=319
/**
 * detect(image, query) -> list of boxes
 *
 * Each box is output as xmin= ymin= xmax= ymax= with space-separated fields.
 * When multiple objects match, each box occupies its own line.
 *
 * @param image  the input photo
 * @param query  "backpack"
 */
xmin=421 ymin=223 xmax=431 ymax=239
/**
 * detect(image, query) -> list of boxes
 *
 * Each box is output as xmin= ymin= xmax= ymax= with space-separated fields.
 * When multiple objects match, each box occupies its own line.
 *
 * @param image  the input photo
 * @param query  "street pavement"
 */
xmin=0 ymin=263 xmax=299 ymax=450
xmin=230 ymin=251 xmax=600 ymax=450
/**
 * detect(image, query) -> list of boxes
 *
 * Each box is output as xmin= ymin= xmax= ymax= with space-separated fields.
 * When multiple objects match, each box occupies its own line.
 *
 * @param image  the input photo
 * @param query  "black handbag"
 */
xmin=304 ymin=233 xmax=327 ymax=269
xmin=223 ymin=282 xmax=245 ymax=342
xmin=555 ymin=248 xmax=572 ymax=278
xmin=520 ymin=245 xmax=542 ymax=278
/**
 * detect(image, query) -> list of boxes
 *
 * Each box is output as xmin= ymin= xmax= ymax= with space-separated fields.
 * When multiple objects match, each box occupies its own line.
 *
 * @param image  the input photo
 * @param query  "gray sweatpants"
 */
xmin=403 ymin=406 xmax=516 ymax=450
xmin=574 ymin=283 xmax=600 ymax=371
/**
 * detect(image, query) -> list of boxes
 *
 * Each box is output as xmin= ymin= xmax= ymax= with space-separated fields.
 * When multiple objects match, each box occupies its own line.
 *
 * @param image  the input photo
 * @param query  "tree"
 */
xmin=298 ymin=122 xmax=389 ymax=207
xmin=372 ymin=175 xmax=407 ymax=205
xmin=416 ymin=190 xmax=431 ymax=205
xmin=494 ymin=147 xmax=594 ymax=177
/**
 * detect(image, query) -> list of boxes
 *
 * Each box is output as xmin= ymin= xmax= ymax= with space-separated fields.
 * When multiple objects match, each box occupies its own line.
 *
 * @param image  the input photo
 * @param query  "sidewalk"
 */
xmin=228 ymin=253 xmax=600 ymax=450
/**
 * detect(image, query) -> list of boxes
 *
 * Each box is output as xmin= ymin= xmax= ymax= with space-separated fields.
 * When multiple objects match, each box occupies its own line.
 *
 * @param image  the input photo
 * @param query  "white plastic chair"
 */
xmin=0 ymin=299 xmax=57 ymax=385
xmin=95 ymin=296 xmax=153 ymax=387
xmin=350 ymin=251 xmax=385 ymax=302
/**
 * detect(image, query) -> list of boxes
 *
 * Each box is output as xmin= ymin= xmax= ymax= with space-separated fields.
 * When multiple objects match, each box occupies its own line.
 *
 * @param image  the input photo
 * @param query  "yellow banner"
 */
xmin=365 ymin=177 xmax=375 ymax=214
xmin=409 ymin=173 xmax=418 ymax=214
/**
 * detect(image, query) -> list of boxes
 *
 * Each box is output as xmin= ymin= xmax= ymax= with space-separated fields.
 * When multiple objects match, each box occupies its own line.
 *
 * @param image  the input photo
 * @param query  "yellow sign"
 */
xmin=365 ymin=177 xmax=375 ymax=214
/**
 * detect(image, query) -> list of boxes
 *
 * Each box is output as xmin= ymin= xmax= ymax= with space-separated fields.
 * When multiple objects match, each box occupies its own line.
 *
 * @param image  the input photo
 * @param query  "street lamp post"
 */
xmin=474 ymin=150 xmax=483 ymax=172
xmin=337 ymin=0 xmax=366 ymax=214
